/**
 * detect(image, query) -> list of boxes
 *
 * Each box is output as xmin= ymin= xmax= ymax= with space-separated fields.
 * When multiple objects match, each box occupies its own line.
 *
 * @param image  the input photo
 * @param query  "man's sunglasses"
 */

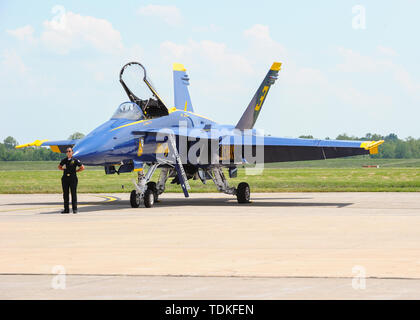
xmin=66 ymin=150 xmax=72 ymax=153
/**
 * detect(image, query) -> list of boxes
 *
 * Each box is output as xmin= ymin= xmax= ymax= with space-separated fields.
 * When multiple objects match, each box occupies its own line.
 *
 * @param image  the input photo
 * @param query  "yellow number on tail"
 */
xmin=255 ymin=86 xmax=269 ymax=111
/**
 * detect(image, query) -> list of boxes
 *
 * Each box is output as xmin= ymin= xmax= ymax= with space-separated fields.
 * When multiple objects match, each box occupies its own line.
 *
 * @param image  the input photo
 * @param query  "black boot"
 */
xmin=61 ymin=209 xmax=70 ymax=214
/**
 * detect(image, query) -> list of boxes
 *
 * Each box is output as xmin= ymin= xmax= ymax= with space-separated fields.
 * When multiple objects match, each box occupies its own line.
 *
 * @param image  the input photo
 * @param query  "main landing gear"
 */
xmin=209 ymin=167 xmax=251 ymax=204
xmin=236 ymin=182 xmax=251 ymax=203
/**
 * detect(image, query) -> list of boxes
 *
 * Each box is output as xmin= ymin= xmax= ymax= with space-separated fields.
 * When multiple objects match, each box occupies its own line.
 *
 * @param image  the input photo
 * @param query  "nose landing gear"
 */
xmin=130 ymin=163 xmax=160 ymax=208
xmin=130 ymin=189 xmax=141 ymax=208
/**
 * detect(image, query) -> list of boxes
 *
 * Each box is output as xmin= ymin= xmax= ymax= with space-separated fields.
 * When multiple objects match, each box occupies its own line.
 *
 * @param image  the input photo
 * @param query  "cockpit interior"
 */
xmin=111 ymin=102 xmax=144 ymax=121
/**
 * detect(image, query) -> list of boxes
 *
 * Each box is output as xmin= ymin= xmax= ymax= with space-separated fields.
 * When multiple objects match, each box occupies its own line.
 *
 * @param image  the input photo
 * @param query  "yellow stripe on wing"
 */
xmin=15 ymin=139 xmax=48 ymax=149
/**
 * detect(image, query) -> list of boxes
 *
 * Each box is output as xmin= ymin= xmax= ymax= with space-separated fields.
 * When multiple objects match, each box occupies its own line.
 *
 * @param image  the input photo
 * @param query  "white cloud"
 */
xmin=7 ymin=25 xmax=36 ymax=44
xmin=244 ymin=24 xmax=272 ymax=43
xmin=393 ymin=66 xmax=420 ymax=94
xmin=160 ymin=40 xmax=253 ymax=75
xmin=335 ymin=47 xmax=386 ymax=73
xmin=192 ymin=24 xmax=222 ymax=33
xmin=1 ymin=50 xmax=27 ymax=74
xmin=335 ymin=46 xmax=420 ymax=97
xmin=160 ymin=41 xmax=192 ymax=60
xmin=287 ymin=67 xmax=328 ymax=86
xmin=377 ymin=45 xmax=398 ymax=57
xmin=8 ymin=7 xmax=124 ymax=55
xmin=40 ymin=8 xmax=123 ymax=54
xmin=138 ymin=5 xmax=182 ymax=26
xmin=243 ymin=24 xmax=288 ymax=60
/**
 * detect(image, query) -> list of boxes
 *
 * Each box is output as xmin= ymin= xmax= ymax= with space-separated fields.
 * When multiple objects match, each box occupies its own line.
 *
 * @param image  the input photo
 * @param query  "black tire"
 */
xmin=130 ymin=190 xmax=140 ymax=208
xmin=147 ymin=181 xmax=158 ymax=202
xmin=236 ymin=182 xmax=250 ymax=203
xmin=144 ymin=189 xmax=155 ymax=208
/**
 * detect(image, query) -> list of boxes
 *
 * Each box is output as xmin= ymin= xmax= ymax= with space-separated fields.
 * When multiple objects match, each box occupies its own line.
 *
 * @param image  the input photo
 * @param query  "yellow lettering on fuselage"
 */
xmin=137 ymin=138 xmax=144 ymax=157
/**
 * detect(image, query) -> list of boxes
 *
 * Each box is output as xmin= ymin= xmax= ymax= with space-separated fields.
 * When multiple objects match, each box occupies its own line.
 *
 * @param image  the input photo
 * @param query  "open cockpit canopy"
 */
xmin=119 ymin=62 xmax=169 ymax=119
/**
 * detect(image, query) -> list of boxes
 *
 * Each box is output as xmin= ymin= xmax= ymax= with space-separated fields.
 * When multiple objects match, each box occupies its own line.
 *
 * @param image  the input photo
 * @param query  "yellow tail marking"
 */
xmin=270 ymin=62 xmax=282 ymax=71
xmin=255 ymin=86 xmax=269 ymax=111
xmin=173 ymin=63 xmax=186 ymax=71
xmin=184 ymin=100 xmax=188 ymax=111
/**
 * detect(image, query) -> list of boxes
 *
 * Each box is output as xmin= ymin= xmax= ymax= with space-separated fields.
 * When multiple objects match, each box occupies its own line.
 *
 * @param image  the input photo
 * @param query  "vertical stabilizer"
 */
xmin=235 ymin=62 xmax=281 ymax=130
xmin=173 ymin=63 xmax=194 ymax=112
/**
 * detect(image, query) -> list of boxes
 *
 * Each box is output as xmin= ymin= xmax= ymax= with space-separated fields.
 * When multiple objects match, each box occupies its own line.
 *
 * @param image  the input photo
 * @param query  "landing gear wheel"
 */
xmin=147 ymin=181 xmax=158 ymax=202
xmin=236 ymin=182 xmax=250 ymax=203
xmin=144 ymin=189 xmax=155 ymax=208
xmin=130 ymin=190 xmax=140 ymax=208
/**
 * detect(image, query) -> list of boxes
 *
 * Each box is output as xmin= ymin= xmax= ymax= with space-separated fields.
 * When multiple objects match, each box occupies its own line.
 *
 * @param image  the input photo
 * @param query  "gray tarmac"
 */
xmin=0 ymin=192 xmax=419 ymax=299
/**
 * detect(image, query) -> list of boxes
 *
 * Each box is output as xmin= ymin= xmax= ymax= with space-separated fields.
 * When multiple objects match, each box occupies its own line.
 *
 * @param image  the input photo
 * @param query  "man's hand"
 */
xmin=76 ymin=165 xmax=85 ymax=173
xmin=58 ymin=165 xmax=64 ymax=171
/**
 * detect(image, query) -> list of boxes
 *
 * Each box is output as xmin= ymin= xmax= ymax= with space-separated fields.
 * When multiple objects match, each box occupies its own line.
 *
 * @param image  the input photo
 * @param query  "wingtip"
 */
xmin=360 ymin=140 xmax=385 ymax=154
xmin=173 ymin=63 xmax=186 ymax=71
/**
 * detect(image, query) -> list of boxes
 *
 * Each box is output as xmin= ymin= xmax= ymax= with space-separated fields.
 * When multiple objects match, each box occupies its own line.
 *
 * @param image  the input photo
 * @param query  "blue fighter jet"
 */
xmin=16 ymin=61 xmax=384 ymax=208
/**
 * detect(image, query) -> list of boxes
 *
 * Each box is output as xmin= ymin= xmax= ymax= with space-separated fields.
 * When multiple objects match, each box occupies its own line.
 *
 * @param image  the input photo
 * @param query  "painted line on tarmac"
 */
xmin=93 ymin=195 xmax=119 ymax=202
xmin=0 ymin=272 xmax=419 ymax=280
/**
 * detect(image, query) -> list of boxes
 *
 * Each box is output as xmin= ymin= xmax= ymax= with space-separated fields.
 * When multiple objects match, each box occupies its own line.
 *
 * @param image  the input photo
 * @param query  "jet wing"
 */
xmin=131 ymin=129 xmax=384 ymax=163
xmin=15 ymin=139 xmax=79 ymax=153
xmin=220 ymin=136 xmax=384 ymax=163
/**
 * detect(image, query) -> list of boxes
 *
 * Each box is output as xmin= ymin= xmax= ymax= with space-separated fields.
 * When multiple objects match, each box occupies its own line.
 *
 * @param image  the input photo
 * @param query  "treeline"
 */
xmin=299 ymin=133 xmax=420 ymax=158
xmin=0 ymin=133 xmax=84 ymax=161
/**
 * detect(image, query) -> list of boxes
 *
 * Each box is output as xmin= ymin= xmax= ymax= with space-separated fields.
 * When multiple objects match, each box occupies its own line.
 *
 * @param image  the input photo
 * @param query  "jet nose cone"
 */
xmin=72 ymin=144 xmax=101 ymax=165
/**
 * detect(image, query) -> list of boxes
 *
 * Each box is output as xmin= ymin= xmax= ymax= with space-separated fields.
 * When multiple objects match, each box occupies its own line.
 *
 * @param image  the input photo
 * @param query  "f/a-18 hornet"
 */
xmin=17 ymin=61 xmax=384 ymax=208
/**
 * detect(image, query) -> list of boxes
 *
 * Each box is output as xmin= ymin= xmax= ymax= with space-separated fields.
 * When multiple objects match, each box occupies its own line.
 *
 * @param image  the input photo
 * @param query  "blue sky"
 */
xmin=1 ymin=0 xmax=419 ymax=143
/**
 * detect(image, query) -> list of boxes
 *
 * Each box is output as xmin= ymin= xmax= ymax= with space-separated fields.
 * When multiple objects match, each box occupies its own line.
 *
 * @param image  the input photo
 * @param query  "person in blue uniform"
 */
xmin=58 ymin=147 xmax=85 ymax=214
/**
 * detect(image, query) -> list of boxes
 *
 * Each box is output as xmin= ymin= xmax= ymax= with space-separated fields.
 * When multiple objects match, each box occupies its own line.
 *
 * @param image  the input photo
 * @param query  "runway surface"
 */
xmin=0 ymin=192 xmax=420 ymax=299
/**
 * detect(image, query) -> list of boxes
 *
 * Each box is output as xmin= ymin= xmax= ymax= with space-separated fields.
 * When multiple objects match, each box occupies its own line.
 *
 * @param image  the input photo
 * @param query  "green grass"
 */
xmin=1 ymin=159 xmax=420 ymax=193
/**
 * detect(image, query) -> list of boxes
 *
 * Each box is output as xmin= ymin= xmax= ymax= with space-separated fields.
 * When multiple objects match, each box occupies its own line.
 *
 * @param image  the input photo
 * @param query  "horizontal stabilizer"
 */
xmin=15 ymin=139 xmax=79 ymax=153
